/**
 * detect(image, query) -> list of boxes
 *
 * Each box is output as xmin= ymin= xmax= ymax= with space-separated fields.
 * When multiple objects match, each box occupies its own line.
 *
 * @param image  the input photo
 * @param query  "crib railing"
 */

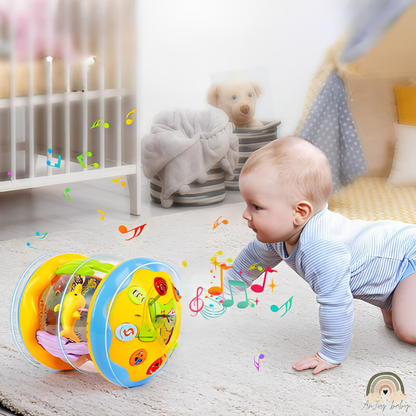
xmin=0 ymin=0 xmax=140 ymax=215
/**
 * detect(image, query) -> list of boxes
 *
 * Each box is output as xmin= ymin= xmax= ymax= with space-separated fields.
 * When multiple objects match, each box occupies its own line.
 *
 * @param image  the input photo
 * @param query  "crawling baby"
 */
xmin=224 ymin=136 xmax=416 ymax=374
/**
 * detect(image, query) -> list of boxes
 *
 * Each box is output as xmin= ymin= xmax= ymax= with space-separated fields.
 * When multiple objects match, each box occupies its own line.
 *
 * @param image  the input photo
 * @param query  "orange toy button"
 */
xmin=129 ymin=349 xmax=148 ymax=366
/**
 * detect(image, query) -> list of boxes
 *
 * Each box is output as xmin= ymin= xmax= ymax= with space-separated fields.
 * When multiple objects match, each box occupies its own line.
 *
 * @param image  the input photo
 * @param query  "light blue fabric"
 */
xmin=339 ymin=0 xmax=416 ymax=64
xmin=399 ymin=258 xmax=416 ymax=283
xmin=224 ymin=206 xmax=416 ymax=364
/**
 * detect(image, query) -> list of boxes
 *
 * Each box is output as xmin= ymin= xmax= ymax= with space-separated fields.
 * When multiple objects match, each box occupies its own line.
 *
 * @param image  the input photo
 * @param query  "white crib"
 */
xmin=0 ymin=0 xmax=141 ymax=215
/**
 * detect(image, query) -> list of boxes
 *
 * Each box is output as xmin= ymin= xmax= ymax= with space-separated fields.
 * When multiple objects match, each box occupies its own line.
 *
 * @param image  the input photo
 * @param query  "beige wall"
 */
xmin=346 ymin=76 xmax=411 ymax=177
xmin=338 ymin=2 xmax=416 ymax=177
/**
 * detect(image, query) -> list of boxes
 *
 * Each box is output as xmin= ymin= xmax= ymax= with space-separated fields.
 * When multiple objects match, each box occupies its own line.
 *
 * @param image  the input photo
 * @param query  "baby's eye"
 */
xmin=248 ymin=92 xmax=253 ymax=97
xmin=253 ymin=204 xmax=261 ymax=211
xmin=232 ymin=95 xmax=237 ymax=100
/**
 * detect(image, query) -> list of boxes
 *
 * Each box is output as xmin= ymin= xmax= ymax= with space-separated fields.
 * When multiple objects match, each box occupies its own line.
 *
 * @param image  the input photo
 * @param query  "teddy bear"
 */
xmin=207 ymin=75 xmax=263 ymax=128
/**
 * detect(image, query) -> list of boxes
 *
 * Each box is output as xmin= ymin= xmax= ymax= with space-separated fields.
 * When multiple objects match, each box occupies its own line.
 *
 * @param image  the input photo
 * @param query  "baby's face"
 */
xmin=239 ymin=165 xmax=296 ymax=244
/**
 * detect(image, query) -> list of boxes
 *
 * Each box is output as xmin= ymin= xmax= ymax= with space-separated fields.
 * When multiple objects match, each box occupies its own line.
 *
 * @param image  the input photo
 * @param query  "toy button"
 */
xmin=129 ymin=349 xmax=148 ymax=366
xmin=146 ymin=355 xmax=166 ymax=375
xmin=154 ymin=277 xmax=168 ymax=295
xmin=128 ymin=286 xmax=147 ymax=305
xmin=115 ymin=323 xmax=137 ymax=341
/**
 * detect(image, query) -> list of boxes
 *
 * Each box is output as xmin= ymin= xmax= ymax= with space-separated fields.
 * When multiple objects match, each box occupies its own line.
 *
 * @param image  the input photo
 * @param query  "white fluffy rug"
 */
xmin=1 ymin=202 xmax=415 ymax=416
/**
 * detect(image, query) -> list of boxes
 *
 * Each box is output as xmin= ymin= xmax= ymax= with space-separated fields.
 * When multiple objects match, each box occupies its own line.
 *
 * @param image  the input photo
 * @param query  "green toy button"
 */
xmin=128 ymin=286 xmax=147 ymax=305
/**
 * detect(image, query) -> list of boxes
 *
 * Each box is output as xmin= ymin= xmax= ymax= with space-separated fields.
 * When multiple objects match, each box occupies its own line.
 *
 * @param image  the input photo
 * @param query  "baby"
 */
xmin=224 ymin=136 xmax=416 ymax=374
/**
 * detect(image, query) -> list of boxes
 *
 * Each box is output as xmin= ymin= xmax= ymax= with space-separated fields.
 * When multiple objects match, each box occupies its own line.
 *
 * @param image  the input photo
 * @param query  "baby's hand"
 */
xmin=292 ymin=353 xmax=340 ymax=375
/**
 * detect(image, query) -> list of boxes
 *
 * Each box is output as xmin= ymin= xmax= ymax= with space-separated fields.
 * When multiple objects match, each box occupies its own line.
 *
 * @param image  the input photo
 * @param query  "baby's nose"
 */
xmin=240 ymin=104 xmax=250 ymax=114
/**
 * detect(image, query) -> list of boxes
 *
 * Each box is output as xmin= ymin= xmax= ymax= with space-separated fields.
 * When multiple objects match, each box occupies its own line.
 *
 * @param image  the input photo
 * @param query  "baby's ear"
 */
xmin=207 ymin=83 xmax=220 ymax=107
xmin=251 ymin=81 xmax=262 ymax=98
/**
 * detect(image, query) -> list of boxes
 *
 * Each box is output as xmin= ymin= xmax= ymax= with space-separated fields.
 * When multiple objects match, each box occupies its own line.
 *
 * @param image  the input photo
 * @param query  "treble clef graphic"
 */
xmin=189 ymin=286 xmax=204 ymax=317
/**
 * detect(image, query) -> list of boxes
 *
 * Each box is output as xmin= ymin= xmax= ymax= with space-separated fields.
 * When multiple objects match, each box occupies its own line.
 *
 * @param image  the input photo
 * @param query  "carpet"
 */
xmin=1 ymin=202 xmax=415 ymax=416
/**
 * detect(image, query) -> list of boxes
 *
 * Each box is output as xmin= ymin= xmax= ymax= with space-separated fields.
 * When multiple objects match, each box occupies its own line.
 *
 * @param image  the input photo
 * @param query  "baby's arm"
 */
xmin=223 ymin=237 xmax=282 ymax=296
xmin=294 ymin=241 xmax=354 ymax=374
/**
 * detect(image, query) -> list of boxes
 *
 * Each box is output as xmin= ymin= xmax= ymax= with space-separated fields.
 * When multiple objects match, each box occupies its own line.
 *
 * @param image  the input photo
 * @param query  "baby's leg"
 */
xmin=391 ymin=273 xmax=416 ymax=344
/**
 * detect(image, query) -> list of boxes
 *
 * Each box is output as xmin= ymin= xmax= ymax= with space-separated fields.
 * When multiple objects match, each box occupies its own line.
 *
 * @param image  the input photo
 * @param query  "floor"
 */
xmin=0 ymin=172 xmax=244 ymax=242
xmin=0 ymin=172 xmax=244 ymax=415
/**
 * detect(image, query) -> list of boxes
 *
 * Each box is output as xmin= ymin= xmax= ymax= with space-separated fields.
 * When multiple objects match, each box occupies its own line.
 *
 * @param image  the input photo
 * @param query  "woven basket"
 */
xmin=150 ymin=162 xmax=226 ymax=207
xmin=226 ymin=120 xmax=281 ymax=190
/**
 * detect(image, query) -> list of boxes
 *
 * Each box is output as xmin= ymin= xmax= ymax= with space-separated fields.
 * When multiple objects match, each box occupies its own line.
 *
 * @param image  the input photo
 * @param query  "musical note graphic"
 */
xmin=91 ymin=118 xmax=109 ymax=129
xmin=268 ymin=279 xmax=277 ymax=293
xmin=254 ymin=354 xmax=265 ymax=371
xmin=210 ymin=250 xmax=223 ymax=269
xmin=35 ymin=232 xmax=48 ymax=239
xmin=63 ymin=188 xmax=72 ymax=201
xmin=213 ymin=216 xmax=229 ymax=230
xmin=222 ymin=280 xmax=253 ymax=309
xmin=189 ymin=287 xmax=204 ymax=317
xmin=208 ymin=263 xmax=232 ymax=296
xmin=97 ymin=210 xmax=106 ymax=221
xmin=200 ymin=290 xmax=227 ymax=320
xmin=251 ymin=267 xmax=278 ymax=293
xmin=270 ymin=296 xmax=294 ymax=317
xmin=248 ymin=299 xmax=257 ymax=307
xmin=7 ymin=171 xmax=11 ymax=182
xmin=248 ymin=262 xmax=264 ymax=272
xmin=125 ymin=109 xmax=136 ymax=125
xmin=118 ymin=223 xmax=147 ymax=241
xmin=182 ymin=261 xmax=187 ymax=267
xmin=210 ymin=251 xmax=232 ymax=271
xmin=77 ymin=152 xmax=99 ymax=169
xmin=46 ymin=148 xmax=61 ymax=168
xmin=111 ymin=177 xmax=126 ymax=187
xmin=26 ymin=242 xmax=39 ymax=250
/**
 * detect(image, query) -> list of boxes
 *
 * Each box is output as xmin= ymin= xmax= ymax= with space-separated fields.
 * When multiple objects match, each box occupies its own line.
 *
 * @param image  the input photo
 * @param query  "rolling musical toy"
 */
xmin=10 ymin=252 xmax=182 ymax=388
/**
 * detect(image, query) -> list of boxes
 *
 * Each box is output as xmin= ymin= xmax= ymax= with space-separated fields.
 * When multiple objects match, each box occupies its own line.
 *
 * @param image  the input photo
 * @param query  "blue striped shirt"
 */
xmin=224 ymin=205 xmax=416 ymax=364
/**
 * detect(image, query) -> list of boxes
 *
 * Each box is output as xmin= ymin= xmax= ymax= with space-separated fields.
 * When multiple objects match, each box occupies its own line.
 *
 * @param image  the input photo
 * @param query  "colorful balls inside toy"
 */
xmin=11 ymin=253 xmax=182 ymax=387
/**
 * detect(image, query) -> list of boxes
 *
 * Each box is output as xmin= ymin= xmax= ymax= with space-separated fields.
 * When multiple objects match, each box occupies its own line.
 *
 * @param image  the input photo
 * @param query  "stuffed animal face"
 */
xmin=207 ymin=77 xmax=263 ymax=128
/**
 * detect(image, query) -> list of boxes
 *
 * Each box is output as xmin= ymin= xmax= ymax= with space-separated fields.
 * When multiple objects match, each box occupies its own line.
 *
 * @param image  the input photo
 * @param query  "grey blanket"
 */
xmin=141 ymin=107 xmax=238 ymax=206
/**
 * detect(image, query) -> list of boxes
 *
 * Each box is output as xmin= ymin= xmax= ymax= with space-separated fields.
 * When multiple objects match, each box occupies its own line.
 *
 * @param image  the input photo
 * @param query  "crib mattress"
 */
xmin=328 ymin=177 xmax=416 ymax=223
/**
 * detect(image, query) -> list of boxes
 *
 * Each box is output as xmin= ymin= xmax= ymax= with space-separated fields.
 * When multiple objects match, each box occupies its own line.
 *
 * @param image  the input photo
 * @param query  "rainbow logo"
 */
xmin=364 ymin=372 xmax=407 ymax=402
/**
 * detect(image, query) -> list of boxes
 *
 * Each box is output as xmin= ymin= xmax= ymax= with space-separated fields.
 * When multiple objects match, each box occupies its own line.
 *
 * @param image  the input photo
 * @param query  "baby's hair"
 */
xmin=240 ymin=136 xmax=333 ymax=208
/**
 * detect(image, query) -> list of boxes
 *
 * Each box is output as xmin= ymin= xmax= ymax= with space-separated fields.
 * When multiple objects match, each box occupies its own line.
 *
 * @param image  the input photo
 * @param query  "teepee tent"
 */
xmin=296 ymin=0 xmax=416 ymax=193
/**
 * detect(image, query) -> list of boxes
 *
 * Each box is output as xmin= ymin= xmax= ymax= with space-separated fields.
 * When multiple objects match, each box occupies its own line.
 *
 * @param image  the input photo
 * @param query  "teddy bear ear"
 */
xmin=207 ymin=83 xmax=220 ymax=107
xmin=251 ymin=81 xmax=262 ymax=98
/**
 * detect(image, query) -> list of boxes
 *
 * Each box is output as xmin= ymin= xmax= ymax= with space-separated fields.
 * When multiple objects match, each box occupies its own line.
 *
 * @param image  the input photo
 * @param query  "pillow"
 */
xmin=387 ymin=123 xmax=416 ymax=187
xmin=394 ymin=85 xmax=416 ymax=126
